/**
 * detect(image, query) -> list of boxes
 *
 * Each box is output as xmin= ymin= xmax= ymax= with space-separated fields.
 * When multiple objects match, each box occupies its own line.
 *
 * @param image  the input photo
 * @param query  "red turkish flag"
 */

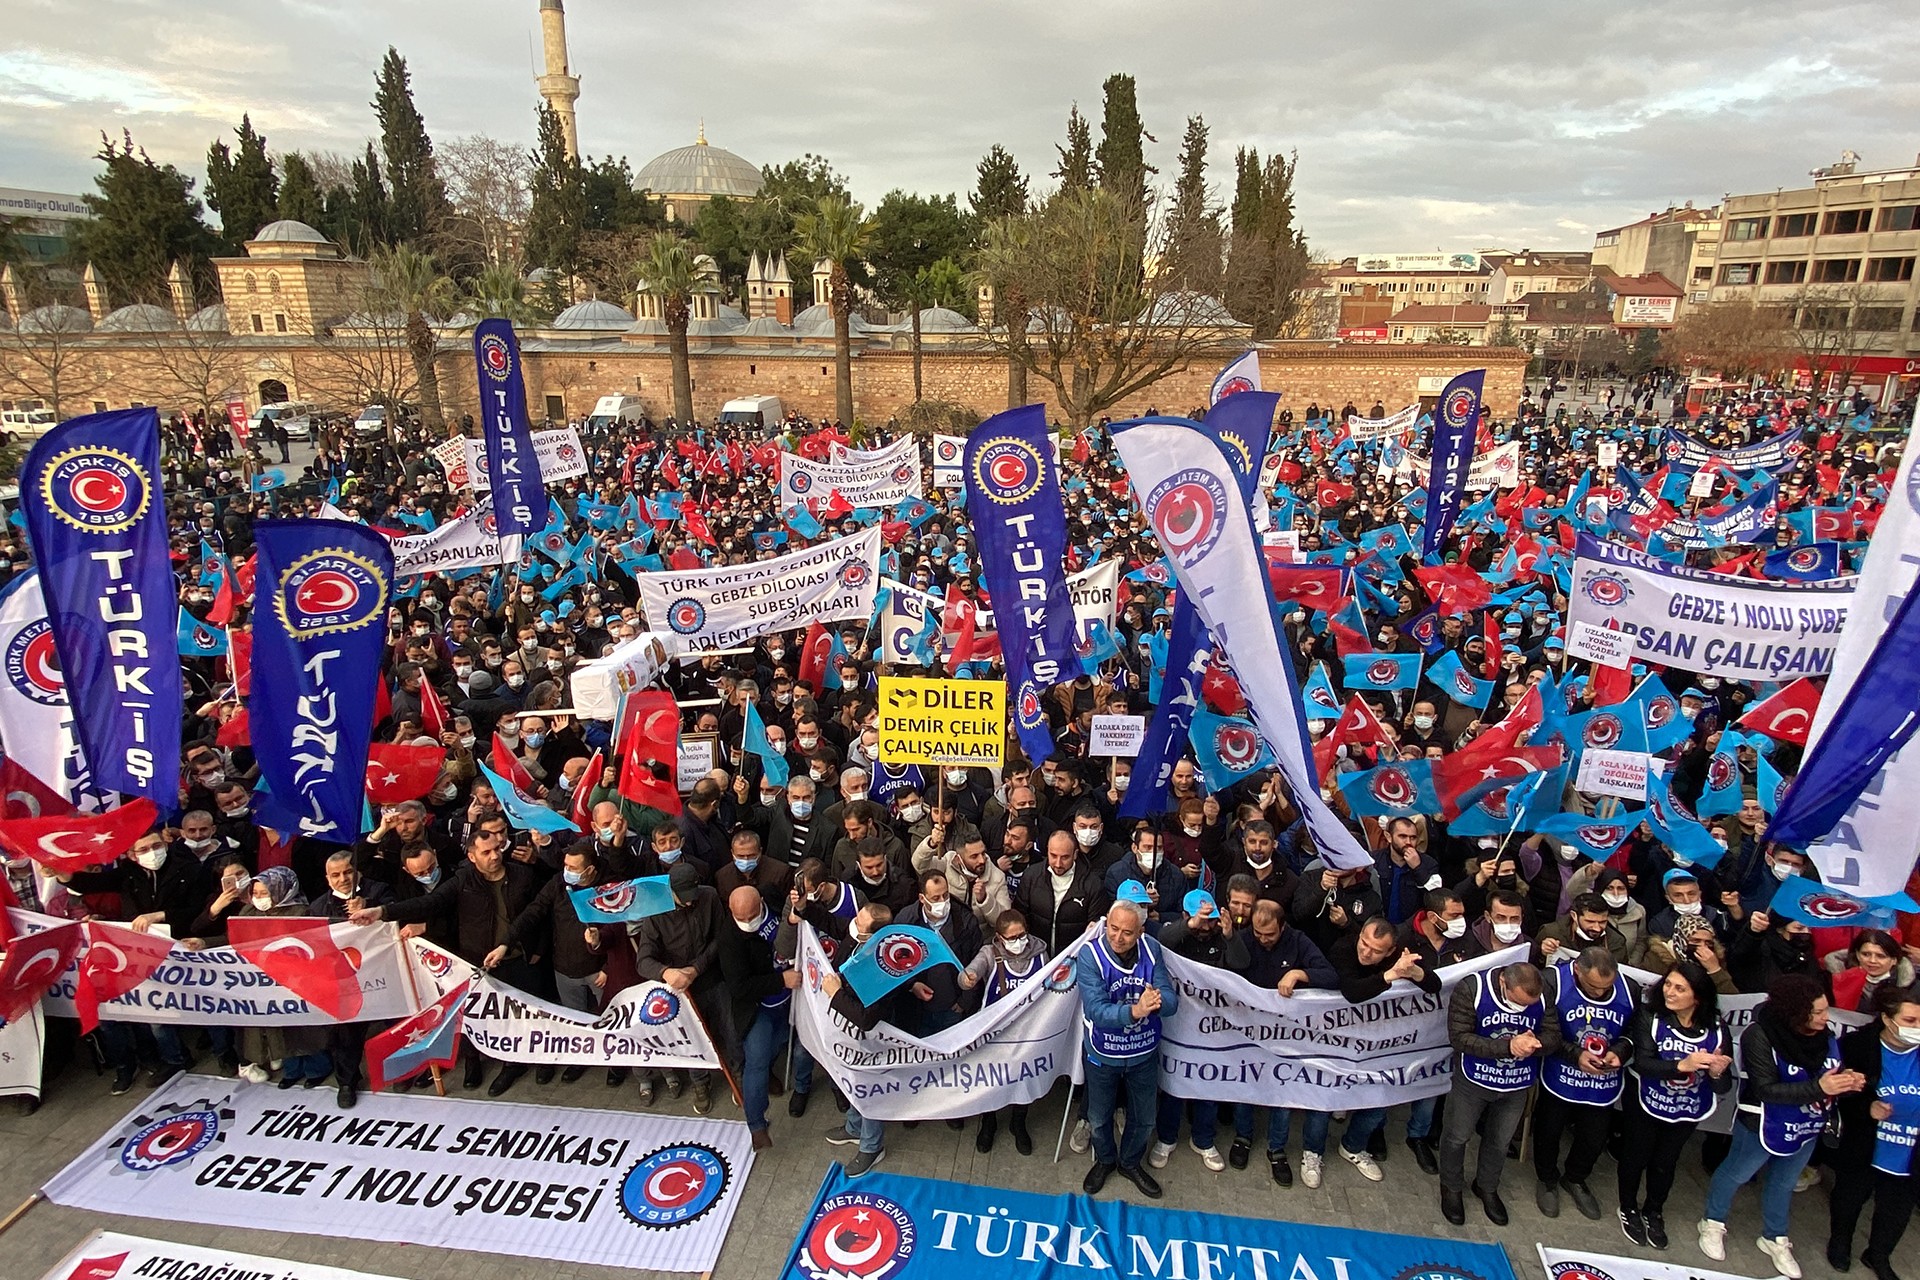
xmin=491 ymin=734 xmax=542 ymax=798
xmin=215 ymin=706 xmax=251 ymax=747
xmin=880 ymin=519 xmax=909 ymax=545
xmin=74 ymin=919 xmax=177 ymax=1034
xmin=1481 ymin=611 xmax=1503 ymax=681
xmin=1739 ymin=678 xmax=1822 ymax=745
xmin=0 ymin=756 xmax=74 ymax=821
xmin=0 ymin=919 xmax=82 ymax=1024
xmin=1487 ymin=681 xmax=1546 ymax=748
xmin=205 ymin=571 xmax=237 ymax=627
xmin=573 ymin=747 xmax=604 ymax=829
xmin=797 ymin=622 xmax=834 ymax=692
xmin=752 ymin=440 xmax=781 ymax=470
xmin=233 ymin=553 xmax=258 ymax=597
xmin=226 ymin=917 xmax=364 ymax=1022
xmin=416 ymin=676 xmax=449 ymax=737
xmin=661 ymin=456 xmax=681 ymax=488
xmin=683 ymin=506 xmax=713 ymax=546
xmin=669 ymin=546 xmax=703 ymax=570
xmin=1316 ymin=479 xmax=1354 ymax=508
xmin=365 ymin=742 xmax=446 ymax=805
xmin=1329 ymin=695 xmax=1394 ymax=756
xmin=942 ymin=585 xmax=980 ymax=674
xmin=1264 ymin=561 xmax=1349 ymax=609
xmin=821 ymin=490 xmax=853 ymax=521
xmin=1589 ymin=654 xmax=1633 ymax=707
xmin=727 ymin=440 xmax=744 ymax=476
xmin=617 ymin=690 xmax=683 ymax=815
xmin=1413 ymin=564 xmax=1493 ymax=616
xmin=1431 ymin=743 xmax=1564 ymax=821
xmin=228 ymin=628 xmax=254 ymax=697
xmin=0 ymin=798 xmax=161 ymax=875
xmin=1200 ymin=653 xmax=1246 ymax=714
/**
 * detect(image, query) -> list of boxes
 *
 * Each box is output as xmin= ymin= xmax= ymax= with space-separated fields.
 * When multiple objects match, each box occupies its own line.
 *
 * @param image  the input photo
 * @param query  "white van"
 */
xmin=251 ymin=401 xmax=317 ymax=441
xmin=717 ymin=395 xmax=785 ymax=434
xmin=0 ymin=405 xmax=58 ymax=442
xmin=587 ymin=394 xmax=646 ymax=432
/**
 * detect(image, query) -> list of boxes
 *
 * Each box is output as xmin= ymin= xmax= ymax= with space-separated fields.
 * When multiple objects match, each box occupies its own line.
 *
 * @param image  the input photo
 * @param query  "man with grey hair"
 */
xmin=1076 ymin=897 xmax=1179 ymax=1200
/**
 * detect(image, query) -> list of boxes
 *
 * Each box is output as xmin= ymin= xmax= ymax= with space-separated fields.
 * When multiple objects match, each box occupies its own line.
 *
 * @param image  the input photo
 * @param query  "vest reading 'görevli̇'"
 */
xmin=1458 ymin=972 xmax=1546 ymax=1093
xmin=1541 ymin=965 xmax=1635 ymax=1106
xmin=1632 ymin=1013 xmax=1729 ymax=1123
xmin=1083 ymin=936 xmax=1160 ymax=1062
xmin=1751 ymin=1033 xmax=1841 ymax=1156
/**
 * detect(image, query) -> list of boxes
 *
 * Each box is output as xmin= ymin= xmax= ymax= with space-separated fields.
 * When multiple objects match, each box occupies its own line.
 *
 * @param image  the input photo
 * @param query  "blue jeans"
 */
xmin=1157 ymin=1094 xmax=1217 ymax=1149
xmin=281 ymin=1051 xmax=333 ymax=1082
xmin=1307 ymin=1107 xmax=1385 ymax=1156
xmin=742 ymin=1005 xmax=788 ymax=1133
xmin=1406 ymin=1096 xmax=1439 ymax=1141
xmin=843 ymin=1104 xmax=885 ymax=1155
xmin=1085 ymin=1055 xmax=1159 ymax=1169
xmin=97 ymin=1020 xmax=187 ymax=1072
xmin=789 ymin=1038 xmax=817 ymax=1096
xmin=1234 ymin=1105 xmax=1304 ymax=1153
xmin=1704 ymin=1122 xmax=1816 ymax=1239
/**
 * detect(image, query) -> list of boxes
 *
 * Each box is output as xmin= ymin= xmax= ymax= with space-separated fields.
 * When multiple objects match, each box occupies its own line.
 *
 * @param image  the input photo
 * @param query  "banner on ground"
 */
xmin=14 ymin=908 xmax=416 ymax=1026
xmin=1346 ymin=403 xmax=1419 ymax=440
xmin=411 ymin=942 xmax=722 ymax=1070
xmin=932 ymin=434 xmax=965 ymax=488
xmin=20 ymin=407 xmax=182 ymax=802
xmin=1158 ymin=945 xmax=1522 ymax=1109
xmin=780 ymin=452 xmax=923 ymax=510
xmin=0 ymin=572 xmax=105 ymax=808
xmin=472 ymin=320 xmax=548 ymax=536
xmin=964 ymin=404 xmax=1081 ymax=762
xmin=43 ymin=1073 xmax=755 ymax=1273
xmin=1661 ymin=424 xmax=1804 ymax=472
xmin=791 ymin=924 xmax=1087 ymax=1122
xmin=876 ymin=675 xmax=1005 ymax=766
xmin=635 ymin=527 xmax=881 ymax=650
xmin=0 ymin=1005 xmax=44 ymax=1101
xmin=1803 ymin=401 xmax=1920 ymax=897
xmin=39 ymin=1232 xmax=418 ymax=1280
xmin=780 ymin=1165 xmax=1521 ymax=1280
xmin=388 ymin=496 xmax=524 ymax=576
xmin=1540 ymin=1246 xmax=1761 ymax=1280
xmin=1569 ymin=535 xmax=1855 ymax=680
xmin=462 ymin=427 xmax=588 ymax=490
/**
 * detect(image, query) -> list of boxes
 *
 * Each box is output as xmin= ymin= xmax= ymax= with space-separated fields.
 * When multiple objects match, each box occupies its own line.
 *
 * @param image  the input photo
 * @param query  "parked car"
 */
xmin=0 ymin=405 xmax=59 ymax=444
xmin=250 ymin=401 xmax=316 ymax=442
xmin=352 ymin=404 xmax=388 ymax=437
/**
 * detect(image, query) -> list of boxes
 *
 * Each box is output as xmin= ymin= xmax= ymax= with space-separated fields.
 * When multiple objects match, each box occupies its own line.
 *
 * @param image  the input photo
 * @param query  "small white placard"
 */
xmin=1089 ymin=714 xmax=1148 ymax=757
xmin=1567 ymin=620 xmax=1633 ymax=670
xmin=1576 ymin=748 xmax=1651 ymax=801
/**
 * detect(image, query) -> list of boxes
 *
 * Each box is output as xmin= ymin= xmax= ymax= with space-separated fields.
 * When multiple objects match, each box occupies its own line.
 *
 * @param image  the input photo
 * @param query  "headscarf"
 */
xmin=251 ymin=865 xmax=306 ymax=910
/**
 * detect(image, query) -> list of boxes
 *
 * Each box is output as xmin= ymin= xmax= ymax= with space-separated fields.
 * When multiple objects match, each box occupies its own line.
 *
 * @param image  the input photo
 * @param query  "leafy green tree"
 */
xmin=365 ymin=244 xmax=456 ymax=432
xmin=690 ymin=196 xmax=751 ymax=296
xmin=277 ymin=153 xmax=327 ymax=229
xmin=465 ymin=259 xmax=540 ymax=324
xmin=972 ymin=217 xmax=1032 ymax=408
xmin=1094 ymin=74 xmax=1154 ymax=212
xmin=372 ymin=47 xmax=450 ymax=246
xmin=343 ymin=142 xmax=392 ymax=254
xmin=638 ymin=232 xmax=712 ymax=426
xmin=971 ymin=145 xmax=1028 ymax=223
xmin=1223 ymin=149 xmax=1309 ymax=338
xmin=205 ymin=115 xmax=279 ymax=249
xmin=524 ymin=104 xmax=586 ymax=301
xmin=1163 ymin=114 xmax=1222 ymax=295
xmin=869 ymin=191 xmax=975 ymax=401
xmin=66 ymin=130 xmax=220 ymax=305
xmin=1053 ymin=106 xmax=1093 ymax=192
xmin=583 ymin=157 xmax=663 ymax=232
xmin=796 ymin=195 xmax=871 ymax=426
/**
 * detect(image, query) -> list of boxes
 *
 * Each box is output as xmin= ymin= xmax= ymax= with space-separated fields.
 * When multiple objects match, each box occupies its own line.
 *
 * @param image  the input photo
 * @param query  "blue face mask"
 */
xmin=733 ymin=858 xmax=759 ymax=875
xmin=563 ymin=869 xmax=587 ymax=886
xmin=412 ymin=867 xmax=440 ymax=888
xmin=660 ymin=847 xmax=683 ymax=865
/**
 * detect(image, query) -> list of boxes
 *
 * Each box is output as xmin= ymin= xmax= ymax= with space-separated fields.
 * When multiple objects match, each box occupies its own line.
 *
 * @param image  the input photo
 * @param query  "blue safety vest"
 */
xmin=1754 ymin=1033 xmax=1841 ymax=1156
xmin=984 ymin=949 xmax=1046 ymax=1007
xmin=1633 ymin=1014 xmax=1728 ymax=1124
xmin=752 ymin=910 xmax=791 ymax=1011
xmin=1542 ymin=966 xmax=1634 ymax=1105
xmin=1872 ymin=1041 xmax=1920 ymax=1176
xmin=1083 ymin=936 xmax=1160 ymax=1062
xmin=1457 ymin=972 xmax=1545 ymax=1093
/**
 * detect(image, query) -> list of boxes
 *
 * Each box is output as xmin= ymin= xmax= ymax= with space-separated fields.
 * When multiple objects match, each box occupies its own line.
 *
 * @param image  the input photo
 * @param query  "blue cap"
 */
xmin=1681 ymin=687 xmax=1710 ymax=701
xmin=539 ymin=609 xmax=557 ymax=622
xmin=557 ymin=600 xmax=576 ymax=617
xmin=1662 ymin=867 xmax=1698 ymax=888
xmin=1183 ymin=889 xmax=1217 ymax=917
xmin=1117 ymin=882 xmax=1152 ymax=906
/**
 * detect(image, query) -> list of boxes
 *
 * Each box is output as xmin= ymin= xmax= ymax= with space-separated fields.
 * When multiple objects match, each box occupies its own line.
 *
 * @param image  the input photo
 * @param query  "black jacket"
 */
xmin=630 ymin=887 xmax=726 ymax=996
xmin=1833 ymin=1022 xmax=1915 ymax=1175
xmin=508 ymin=874 xmax=603 ymax=979
xmin=715 ymin=916 xmax=788 ymax=1039
xmin=895 ymin=901 xmax=983 ymax=1018
xmin=382 ymin=862 xmax=543 ymax=964
xmin=1012 ymin=862 xmax=1111 ymax=956
xmin=67 ymin=851 xmax=205 ymax=937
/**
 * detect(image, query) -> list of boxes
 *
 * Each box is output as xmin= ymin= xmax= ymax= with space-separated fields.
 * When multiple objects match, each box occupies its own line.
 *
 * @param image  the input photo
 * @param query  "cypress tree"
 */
xmin=277 ymin=153 xmax=326 ymax=228
xmin=67 ymin=130 xmax=219 ymax=304
xmin=1053 ymin=106 xmax=1093 ymax=192
xmin=971 ymin=145 xmax=1028 ymax=222
xmin=372 ymin=47 xmax=449 ymax=246
xmin=1093 ymin=73 xmax=1154 ymax=211
xmin=205 ymin=115 xmax=280 ymax=249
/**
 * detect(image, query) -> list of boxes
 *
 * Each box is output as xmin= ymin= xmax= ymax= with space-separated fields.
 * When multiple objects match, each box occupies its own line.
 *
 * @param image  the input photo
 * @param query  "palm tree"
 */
xmin=640 ymin=232 xmax=702 ymax=428
xmin=973 ymin=217 xmax=1032 ymax=409
xmin=905 ymin=257 xmax=967 ymax=403
xmin=796 ymin=194 xmax=870 ymax=428
xmin=367 ymin=244 xmax=456 ymax=433
xmin=465 ymin=260 xmax=538 ymax=326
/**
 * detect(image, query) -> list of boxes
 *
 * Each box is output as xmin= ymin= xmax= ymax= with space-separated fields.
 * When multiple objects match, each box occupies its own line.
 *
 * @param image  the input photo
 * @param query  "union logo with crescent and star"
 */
xmin=971 ymin=437 xmax=1046 ymax=506
xmin=797 ymin=1191 xmax=916 ymax=1280
xmin=275 ymin=550 xmax=389 ymax=640
xmin=478 ymin=333 xmax=514 ymax=383
xmin=618 ymin=1144 xmax=730 ymax=1229
xmin=874 ymin=933 xmax=928 ymax=979
xmin=112 ymin=1097 xmax=234 ymax=1176
xmin=5 ymin=619 xmax=63 ymax=706
xmin=39 ymin=446 xmax=152 ymax=535
xmin=666 ymin=598 xmax=708 ymax=635
xmin=639 ymin=988 xmax=681 ymax=1025
xmin=1581 ymin=570 xmax=1632 ymax=608
xmin=1146 ymin=468 xmax=1230 ymax=568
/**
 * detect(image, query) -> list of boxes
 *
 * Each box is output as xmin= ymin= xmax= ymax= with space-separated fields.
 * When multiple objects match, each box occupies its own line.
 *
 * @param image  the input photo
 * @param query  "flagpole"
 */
xmin=394 ymin=923 xmax=446 ymax=1098
xmin=0 ymin=1192 xmax=42 ymax=1240
xmin=686 ymin=995 xmax=745 ymax=1110
xmin=1052 ymin=1079 xmax=1076 ymax=1164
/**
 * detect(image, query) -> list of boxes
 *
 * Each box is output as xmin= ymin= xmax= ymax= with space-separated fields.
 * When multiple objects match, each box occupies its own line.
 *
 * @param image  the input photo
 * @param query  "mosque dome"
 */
xmin=552 ymin=298 xmax=636 ymax=330
xmin=99 ymin=303 xmax=179 ymax=332
xmin=187 ymin=304 xmax=229 ymax=332
xmin=251 ymin=219 xmax=330 ymax=245
xmin=635 ymin=130 xmax=764 ymax=202
xmin=914 ymin=306 xmax=977 ymax=334
xmin=19 ymin=304 xmax=91 ymax=333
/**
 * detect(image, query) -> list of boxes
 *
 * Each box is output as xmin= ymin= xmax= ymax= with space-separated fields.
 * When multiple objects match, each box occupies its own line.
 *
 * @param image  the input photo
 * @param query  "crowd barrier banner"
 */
xmin=0 ymin=1004 xmax=44 ymax=1100
xmin=1346 ymin=403 xmax=1419 ymax=440
xmin=831 ymin=435 xmax=920 ymax=469
xmin=1569 ymin=535 xmax=1856 ymax=680
xmin=410 ymin=940 xmax=722 ymax=1071
xmin=780 ymin=451 xmax=923 ymax=509
xmin=791 ymin=924 xmax=1089 ymax=1122
xmin=13 ymin=908 xmax=416 ymax=1027
xmin=1541 ymin=1244 xmax=1760 ymax=1280
xmin=462 ymin=426 xmax=588 ymax=490
xmin=1157 ymin=945 xmax=1522 ymax=1109
xmin=634 ymin=526 xmax=881 ymax=650
xmin=39 ymin=1231 xmax=412 ymax=1280
xmin=780 ymin=1165 xmax=1522 ymax=1280
xmin=43 ymin=1073 xmax=755 ymax=1273
xmin=388 ymin=497 xmax=524 ymax=577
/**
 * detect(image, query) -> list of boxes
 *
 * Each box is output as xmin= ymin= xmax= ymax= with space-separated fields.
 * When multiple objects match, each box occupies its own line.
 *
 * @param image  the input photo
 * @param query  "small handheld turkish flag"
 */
xmin=0 ymin=919 xmax=82 ymax=1024
xmin=366 ymin=742 xmax=447 ymax=805
xmin=226 ymin=917 xmax=365 ymax=1021
xmin=0 ymin=798 xmax=161 ymax=875
xmin=75 ymin=919 xmax=178 ymax=1034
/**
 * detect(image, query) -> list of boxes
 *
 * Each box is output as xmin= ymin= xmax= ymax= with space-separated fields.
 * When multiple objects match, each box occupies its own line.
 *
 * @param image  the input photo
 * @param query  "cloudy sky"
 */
xmin=4 ymin=0 xmax=1916 ymax=256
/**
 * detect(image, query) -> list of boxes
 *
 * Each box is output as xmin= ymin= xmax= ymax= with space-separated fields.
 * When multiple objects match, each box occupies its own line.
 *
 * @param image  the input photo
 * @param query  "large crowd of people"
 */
xmin=5 ymin=373 xmax=1919 ymax=1280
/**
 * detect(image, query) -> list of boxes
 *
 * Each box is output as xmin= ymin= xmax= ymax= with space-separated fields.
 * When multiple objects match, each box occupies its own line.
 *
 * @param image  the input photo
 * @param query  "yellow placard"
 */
xmin=876 ymin=675 xmax=1006 ymax=766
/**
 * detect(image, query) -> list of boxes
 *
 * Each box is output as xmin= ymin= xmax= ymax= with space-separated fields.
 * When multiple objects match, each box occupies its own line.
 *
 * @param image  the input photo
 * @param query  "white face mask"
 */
xmin=1674 ymin=900 xmax=1703 ymax=916
xmin=1898 ymin=1026 xmax=1920 ymax=1047
xmin=134 ymin=850 xmax=166 ymax=872
xmin=736 ymin=908 xmax=767 ymax=935
xmin=899 ymin=803 xmax=926 ymax=824
xmin=251 ymin=892 xmax=274 ymax=911
xmin=1076 ymin=828 xmax=1101 ymax=848
xmin=1603 ymin=891 xmax=1630 ymax=909
xmin=1113 ymin=774 xmax=1131 ymax=792
xmin=1492 ymin=921 xmax=1523 ymax=943
xmin=1002 ymin=934 xmax=1031 ymax=955
xmin=1412 ymin=715 xmax=1435 ymax=733
xmin=1135 ymin=850 xmax=1160 ymax=872
xmin=924 ymin=899 xmax=950 ymax=923
xmin=1770 ymin=861 xmax=1792 ymax=881
xmin=1182 ymin=824 xmax=1202 ymax=839
xmin=1442 ymin=916 xmax=1467 ymax=939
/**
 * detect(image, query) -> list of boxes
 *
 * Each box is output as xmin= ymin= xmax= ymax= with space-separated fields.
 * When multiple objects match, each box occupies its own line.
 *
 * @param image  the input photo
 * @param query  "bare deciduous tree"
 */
xmin=440 ymin=134 xmax=531 ymax=267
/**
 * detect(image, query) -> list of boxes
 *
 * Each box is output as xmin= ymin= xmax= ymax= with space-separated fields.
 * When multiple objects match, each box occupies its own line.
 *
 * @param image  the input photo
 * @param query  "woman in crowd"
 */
xmin=233 ymin=868 xmax=336 ymax=1088
xmin=1827 ymin=931 xmax=1916 ymax=1014
xmin=1826 ymin=983 xmax=1920 ymax=1280
xmin=1698 ymin=973 xmax=1867 ymax=1277
xmin=1616 ymin=960 xmax=1734 ymax=1249
xmin=959 ymin=909 xmax=1049 ymax=1154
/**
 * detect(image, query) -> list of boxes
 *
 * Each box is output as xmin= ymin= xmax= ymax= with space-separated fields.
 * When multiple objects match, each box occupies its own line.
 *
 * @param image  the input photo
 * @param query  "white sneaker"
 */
xmin=1697 ymin=1219 xmax=1727 ymax=1262
xmin=1300 ymin=1152 xmax=1323 ymax=1188
xmin=238 ymin=1063 xmax=270 ymax=1084
xmin=1757 ymin=1236 xmax=1801 ymax=1279
xmin=1069 ymin=1119 xmax=1091 ymax=1154
xmin=1191 ymin=1142 xmax=1225 ymax=1172
xmin=1793 ymin=1167 xmax=1819 ymax=1193
xmin=1340 ymin=1148 xmax=1384 ymax=1182
xmin=1147 ymin=1139 xmax=1174 ymax=1169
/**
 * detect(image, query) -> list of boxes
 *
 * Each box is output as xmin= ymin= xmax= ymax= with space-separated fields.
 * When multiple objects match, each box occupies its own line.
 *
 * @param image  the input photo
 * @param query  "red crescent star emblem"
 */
xmin=71 ymin=468 xmax=127 ymax=511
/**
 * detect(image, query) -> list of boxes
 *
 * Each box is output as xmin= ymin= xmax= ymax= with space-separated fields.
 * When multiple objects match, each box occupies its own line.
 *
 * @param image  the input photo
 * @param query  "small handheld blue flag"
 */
xmin=1188 ymin=707 xmax=1276 ymax=792
xmin=743 ymin=700 xmax=790 ymax=787
xmin=1343 ymin=652 xmax=1423 ymax=692
xmin=1767 ymin=873 xmax=1915 ymax=929
xmin=568 ymin=875 xmax=676 ymax=924
xmin=839 ymin=923 xmax=962 ymax=1006
xmin=477 ymin=760 xmax=580 ymax=835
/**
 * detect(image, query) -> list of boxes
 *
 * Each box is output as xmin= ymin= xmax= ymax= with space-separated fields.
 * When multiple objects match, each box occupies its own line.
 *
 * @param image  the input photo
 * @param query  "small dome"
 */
xmin=738 ymin=316 xmax=792 ymax=337
xmin=525 ymin=266 xmax=554 ymax=285
xmin=187 ymin=303 xmax=228 ymax=332
xmin=717 ymin=302 xmax=745 ymax=324
xmin=625 ymin=315 xmax=667 ymax=336
xmin=914 ymin=306 xmax=977 ymax=333
xmin=792 ymin=303 xmax=872 ymax=339
xmin=552 ymin=298 xmax=636 ymax=330
xmin=99 ymin=303 xmax=179 ymax=332
xmin=1140 ymin=290 xmax=1242 ymax=328
xmin=688 ymin=310 xmax=746 ymax=337
xmin=252 ymin=219 xmax=330 ymax=244
xmin=635 ymin=137 xmax=763 ymax=200
xmin=19 ymin=304 xmax=91 ymax=333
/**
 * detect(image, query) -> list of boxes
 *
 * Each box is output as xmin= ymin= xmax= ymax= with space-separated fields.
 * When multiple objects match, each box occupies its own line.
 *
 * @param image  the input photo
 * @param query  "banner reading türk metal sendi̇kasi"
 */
xmin=779 ymin=450 xmax=922 ymax=509
xmin=635 ymin=526 xmax=881 ymax=650
xmin=876 ymin=675 xmax=1005 ymax=766
xmin=1568 ymin=535 xmax=1856 ymax=680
